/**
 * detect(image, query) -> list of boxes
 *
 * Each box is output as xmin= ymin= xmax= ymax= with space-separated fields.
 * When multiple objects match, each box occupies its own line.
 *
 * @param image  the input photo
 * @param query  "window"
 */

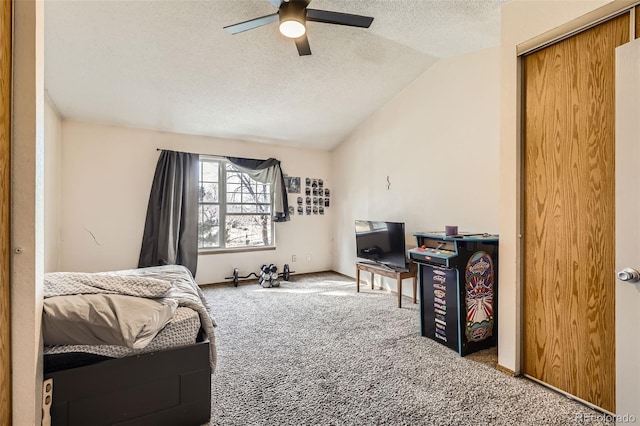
xmin=355 ymin=220 xmax=388 ymax=233
xmin=198 ymin=158 xmax=273 ymax=250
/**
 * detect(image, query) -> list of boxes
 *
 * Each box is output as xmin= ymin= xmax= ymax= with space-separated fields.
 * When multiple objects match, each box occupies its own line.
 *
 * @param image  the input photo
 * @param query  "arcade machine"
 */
xmin=408 ymin=232 xmax=498 ymax=356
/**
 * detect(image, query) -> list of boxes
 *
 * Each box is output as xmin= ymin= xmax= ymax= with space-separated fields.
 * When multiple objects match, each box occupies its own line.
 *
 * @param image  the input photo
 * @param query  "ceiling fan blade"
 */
xmin=306 ymin=9 xmax=374 ymax=28
xmin=223 ymin=13 xmax=279 ymax=35
xmin=295 ymin=35 xmax=311 ymax=56
xmin=265 ymin=0 xmax=282 ymax=7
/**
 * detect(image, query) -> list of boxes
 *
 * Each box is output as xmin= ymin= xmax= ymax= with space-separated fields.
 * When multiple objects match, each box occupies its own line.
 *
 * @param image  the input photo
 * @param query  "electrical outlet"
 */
xmin=292 ymin=255 xmax=296 ymax=262
xmin=42 ymin=378 xmax=53 ymax=426
xmin=306 ymin=253 xmax=312 ymax=262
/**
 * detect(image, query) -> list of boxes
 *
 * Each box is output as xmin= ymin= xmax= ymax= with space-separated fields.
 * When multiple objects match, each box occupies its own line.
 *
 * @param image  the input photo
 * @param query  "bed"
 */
xmin=42 ymin=265 xmax=216 ymax=426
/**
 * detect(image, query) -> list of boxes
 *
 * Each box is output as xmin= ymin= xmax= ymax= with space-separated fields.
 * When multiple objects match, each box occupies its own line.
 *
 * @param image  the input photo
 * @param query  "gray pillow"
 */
xmin=43 ymin=294 xmax=178 ymax=349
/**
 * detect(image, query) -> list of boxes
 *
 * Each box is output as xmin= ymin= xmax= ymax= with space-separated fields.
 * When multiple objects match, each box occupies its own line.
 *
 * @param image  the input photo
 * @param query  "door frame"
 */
xmin=12 ymin=1 xmax=46 ymax=424
xmin=0 ymin=0 xmax=11 ymax=423
xmin=510 ymin=0 xmax=640 ymax=416
xmin=515 ymin=0 xmax=638 ymax=416
xmin=498 ymin=0 xmax=640 ymax=382
xmin=520 ymin=13 xmax=627 ymax=413
xmin=614 ymin=36 xmax=640 ymax=421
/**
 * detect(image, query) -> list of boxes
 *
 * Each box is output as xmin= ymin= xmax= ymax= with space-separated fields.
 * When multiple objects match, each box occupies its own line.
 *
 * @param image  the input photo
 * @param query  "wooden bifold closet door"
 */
xmin=522 ymin=13 xmax=629 ymax=413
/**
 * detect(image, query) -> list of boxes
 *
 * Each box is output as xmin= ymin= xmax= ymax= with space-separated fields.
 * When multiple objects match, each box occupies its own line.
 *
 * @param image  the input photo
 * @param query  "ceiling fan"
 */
xmin=223 ymin=0 xmax=374 ymax=56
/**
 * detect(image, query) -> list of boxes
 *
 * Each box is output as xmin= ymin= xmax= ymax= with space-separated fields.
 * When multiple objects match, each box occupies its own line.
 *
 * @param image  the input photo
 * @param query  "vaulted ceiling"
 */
xmin=45 ymin=0 xmax=508 ymax=150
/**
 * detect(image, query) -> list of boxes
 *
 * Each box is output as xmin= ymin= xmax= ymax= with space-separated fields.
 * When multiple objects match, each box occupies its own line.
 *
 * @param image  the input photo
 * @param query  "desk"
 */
xmin=356 ymin=262 xmax=418 ymax=308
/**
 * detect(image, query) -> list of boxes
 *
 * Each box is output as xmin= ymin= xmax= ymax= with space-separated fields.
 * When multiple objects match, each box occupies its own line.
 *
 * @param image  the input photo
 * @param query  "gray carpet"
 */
xmin=202 ymin=272 xmax=613 ymax=425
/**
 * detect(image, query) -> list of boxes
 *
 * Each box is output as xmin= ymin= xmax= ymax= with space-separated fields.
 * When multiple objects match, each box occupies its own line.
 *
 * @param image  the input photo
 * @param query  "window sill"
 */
xmin=198 ymin=246 xmax=276 ymax=255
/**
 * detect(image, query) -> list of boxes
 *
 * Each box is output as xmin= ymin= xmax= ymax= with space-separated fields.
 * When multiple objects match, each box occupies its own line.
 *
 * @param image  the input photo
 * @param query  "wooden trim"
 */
xmin=496 ymin=364 xmax=517 ymax=377
xmin=326 ymin=270 xmax=355 ymax=281
xmin=636 ymin=5 xmax=640 ymax=38
xmin=517 ymin=1 xmax=638 ymax=55
xmin=0 ymin=0 xmax=11 ymax=421
xmin=201 ymin=270 xmax=337 ymax=287
xmin=0 ymin=0 xmax=11 ymax=423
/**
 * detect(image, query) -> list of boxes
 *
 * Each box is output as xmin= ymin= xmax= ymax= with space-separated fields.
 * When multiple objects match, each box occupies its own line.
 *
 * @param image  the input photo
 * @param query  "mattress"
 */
xmin=42 ymin=264 xmax=217 ymax=371
xmin=44 ymin=306 xmax=202 ymax=359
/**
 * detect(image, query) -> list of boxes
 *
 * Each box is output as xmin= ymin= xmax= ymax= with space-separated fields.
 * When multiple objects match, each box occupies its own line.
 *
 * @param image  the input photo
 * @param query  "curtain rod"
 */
xmin=156 ymin=148 xmax=266 ymax=162
xmin=156 ymin=148 xmax=202 ymax=154
xmin=156 ymin=148 xmax=227 ymax=160
xmin=156 ymin=148 xmax=211 ymax=158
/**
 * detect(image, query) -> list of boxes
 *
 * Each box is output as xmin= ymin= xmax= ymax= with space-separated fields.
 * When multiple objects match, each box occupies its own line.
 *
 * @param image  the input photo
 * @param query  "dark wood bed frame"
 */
xmin=44 ymin=341 xmax=211 ymax=426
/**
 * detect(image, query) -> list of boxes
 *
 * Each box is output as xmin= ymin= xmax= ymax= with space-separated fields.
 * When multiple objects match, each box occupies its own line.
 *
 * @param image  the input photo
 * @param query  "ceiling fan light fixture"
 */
xmin=278 ymin=1 xmax=307 ymax=39
xmin=224 ymin=0 xmax=375 ymax=56
xmin=279 ymin=20 xmax=305 ymax=38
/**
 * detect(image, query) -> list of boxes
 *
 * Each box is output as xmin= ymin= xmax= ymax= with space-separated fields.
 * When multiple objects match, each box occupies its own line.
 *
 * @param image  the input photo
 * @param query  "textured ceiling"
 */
xmin=45 ymin=0 xmax=508 ymax=150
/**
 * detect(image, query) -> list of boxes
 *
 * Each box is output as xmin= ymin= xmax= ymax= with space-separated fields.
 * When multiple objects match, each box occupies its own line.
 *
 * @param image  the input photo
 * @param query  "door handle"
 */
xmin=617 ymin=268 xmax=640 ymax=282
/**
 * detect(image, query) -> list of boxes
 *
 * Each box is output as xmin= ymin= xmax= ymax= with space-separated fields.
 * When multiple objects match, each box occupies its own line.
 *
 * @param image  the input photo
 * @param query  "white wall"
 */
xmin=332 ymin=47 xmax=501 ymax=297
xmin=12 ymin=0 xmax=45 ymax=424
xmin=498 ymin=0 xmax=621 ymax=374
xmin=58 ymin=121 xmax=333 ymax=285
xmin=44 ymin=95 xmax=62 ymax=272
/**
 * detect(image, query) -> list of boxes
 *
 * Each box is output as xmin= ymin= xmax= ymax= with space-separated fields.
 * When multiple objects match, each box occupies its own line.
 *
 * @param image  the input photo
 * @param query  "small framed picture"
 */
xmin=285 ymin=176 xmax=301 ymax=194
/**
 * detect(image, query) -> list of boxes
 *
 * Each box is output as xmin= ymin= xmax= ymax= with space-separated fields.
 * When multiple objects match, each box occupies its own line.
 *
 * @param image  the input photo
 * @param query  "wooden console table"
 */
xmin=356 ymin=262 xmax=418 ymax=308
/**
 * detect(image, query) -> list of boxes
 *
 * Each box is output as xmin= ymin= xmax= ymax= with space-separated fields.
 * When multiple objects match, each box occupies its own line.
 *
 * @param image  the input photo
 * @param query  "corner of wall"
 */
xmin=44 ymin=91 xmax=63 ymax=272
xmin=12 ymin=0 xmax=45 ymax=423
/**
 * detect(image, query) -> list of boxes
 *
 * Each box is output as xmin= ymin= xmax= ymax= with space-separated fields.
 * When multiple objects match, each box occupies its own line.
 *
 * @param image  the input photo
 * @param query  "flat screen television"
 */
xmin=355 ymin=220 xmax=408 ymax=271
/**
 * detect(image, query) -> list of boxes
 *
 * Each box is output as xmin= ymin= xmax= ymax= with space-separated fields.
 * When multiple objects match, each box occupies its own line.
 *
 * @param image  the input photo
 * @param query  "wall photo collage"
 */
xmin=284 ymin=175 xmax=330 ymax=216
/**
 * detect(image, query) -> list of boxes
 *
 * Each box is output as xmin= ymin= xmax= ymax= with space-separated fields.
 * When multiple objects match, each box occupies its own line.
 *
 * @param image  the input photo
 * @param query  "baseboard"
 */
xmin=496 ymin=364 xmax=517 ymax=377
xmin=202 ymin=278 xmax=259 ymax=288
xmin=329 ymin=270 xmax=355 ymax=280
xmin=201 ymin=270 xmax=339 ymax=287
xmin=202 ymin=270 xmax=416 ymax=303
xmin=353 ymin=276 xmax=419 ymax=304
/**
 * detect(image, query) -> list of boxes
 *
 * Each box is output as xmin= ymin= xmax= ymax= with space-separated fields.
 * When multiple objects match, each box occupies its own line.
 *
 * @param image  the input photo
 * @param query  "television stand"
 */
xmin=356 ymin=262 xmax=417 ymax=308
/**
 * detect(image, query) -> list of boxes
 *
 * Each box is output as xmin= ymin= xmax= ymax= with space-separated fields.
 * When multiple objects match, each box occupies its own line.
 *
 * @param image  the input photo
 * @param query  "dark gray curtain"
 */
xmin=138 ymin=150 xmax=200 ymax=275
xmin=227 ymin=157 xmax=290 ymax=222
